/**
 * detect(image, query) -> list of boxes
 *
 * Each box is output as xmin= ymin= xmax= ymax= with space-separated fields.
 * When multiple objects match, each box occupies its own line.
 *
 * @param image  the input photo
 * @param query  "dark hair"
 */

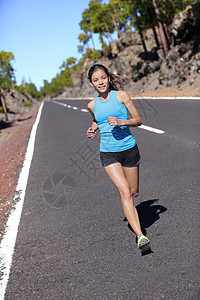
xmin=88 ymin=64 xmax=124 ymax=91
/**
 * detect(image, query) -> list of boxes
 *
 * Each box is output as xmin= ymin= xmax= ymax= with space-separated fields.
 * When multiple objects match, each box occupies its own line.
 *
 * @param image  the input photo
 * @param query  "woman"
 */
xmin=86 ymin=64 xmax=150 ymax=252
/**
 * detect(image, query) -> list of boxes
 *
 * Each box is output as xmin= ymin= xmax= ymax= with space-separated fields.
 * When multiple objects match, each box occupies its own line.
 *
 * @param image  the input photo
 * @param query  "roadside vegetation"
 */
xmin=0 ymin=0 xmax=195 ymax=103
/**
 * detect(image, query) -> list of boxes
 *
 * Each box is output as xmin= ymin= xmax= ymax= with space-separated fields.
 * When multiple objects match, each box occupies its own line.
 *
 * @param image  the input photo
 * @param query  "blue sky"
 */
xmin=0 ymin=0 xmax=110 ymax=90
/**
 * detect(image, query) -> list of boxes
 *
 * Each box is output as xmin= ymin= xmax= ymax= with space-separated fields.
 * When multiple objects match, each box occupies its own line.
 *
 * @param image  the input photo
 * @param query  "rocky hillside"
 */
xmin=58 ymin=3 xmax=200 ymax=98
xmin=0 ymin=89 xmax=39 ymax=122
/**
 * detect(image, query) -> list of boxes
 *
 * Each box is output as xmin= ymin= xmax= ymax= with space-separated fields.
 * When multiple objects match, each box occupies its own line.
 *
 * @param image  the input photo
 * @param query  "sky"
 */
xmin=0 ymin=0 xmax=110 ymax=90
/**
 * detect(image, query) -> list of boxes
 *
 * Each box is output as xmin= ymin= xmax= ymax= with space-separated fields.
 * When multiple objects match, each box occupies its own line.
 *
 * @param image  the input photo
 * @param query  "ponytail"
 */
xmin=109 ymin=73 xmax=124 ymax=91
xmin=88 ymin=64 xmax=124 ymax=91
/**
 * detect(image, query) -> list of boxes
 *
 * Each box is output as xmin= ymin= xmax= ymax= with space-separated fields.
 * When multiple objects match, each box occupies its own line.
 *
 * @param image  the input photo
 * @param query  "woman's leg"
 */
xmin=123 ymin=164 xmax=139 ymax=197
xmin=104 ymin=163 xmax=142 ymax=237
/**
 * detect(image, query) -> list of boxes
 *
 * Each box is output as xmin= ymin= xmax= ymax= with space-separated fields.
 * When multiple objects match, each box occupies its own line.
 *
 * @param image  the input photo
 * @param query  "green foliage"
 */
xmin=71 ymin=58 xmax=85 ymax=72
xmin=40 ymin=80 xmax=51 ymax=98
xmin=83 ymin=48 xmax=102 ymax=60
xmin=40 ymin=67 xmax=73 ymax=98
xmin=78 ymin=45 xmax=84 ymax=54
xmin=0 ymin=51 xmax=16 ymax=90
xmin=8 ymin=0 xmax=193 ymax=100
xmin=0 ymin=51 xmax=42 ymax=99
xmin=105 ymin=0 xmax=128 ymax=35
xmin=39 ymin=0 xmax=195 ymax=98
xmin=15 ymin=80 xmax=41 ymax=99
xmin=0 ymin=106 xmax=4 ymax=113
xmin=23 ymin=100 xmax=32 ymax=107
xmin=78 ymin=33 xmax=91 ymax=45
xmin=118 ymin=0 xmax=195 ymax=31
xmin=59 ymin=57 xmax=77 ymax=71
xmin=66 ymin=57 xmax=77 ymax=68
xmin=80 ymin=0 xmax=116 ymax=49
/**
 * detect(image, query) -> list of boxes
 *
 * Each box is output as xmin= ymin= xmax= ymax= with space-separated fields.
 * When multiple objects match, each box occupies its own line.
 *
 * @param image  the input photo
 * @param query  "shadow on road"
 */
xmin=123 ymin=199 xmax=167 ymax=255
xmin=136 ymin=199 xmax=167 ymax=234
xmin=124 ymin=199 xmax=167 ymax=234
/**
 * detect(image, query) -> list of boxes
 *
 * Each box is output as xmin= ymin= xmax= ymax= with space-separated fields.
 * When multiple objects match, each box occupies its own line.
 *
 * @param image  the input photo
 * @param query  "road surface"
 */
xmin=3 ymin=98 xmax=200 ymax=299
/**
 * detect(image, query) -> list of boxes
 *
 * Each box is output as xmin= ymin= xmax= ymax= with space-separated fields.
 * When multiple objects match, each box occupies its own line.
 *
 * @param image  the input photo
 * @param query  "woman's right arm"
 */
xmin=87 ymin=100 xmax=98 ymax=139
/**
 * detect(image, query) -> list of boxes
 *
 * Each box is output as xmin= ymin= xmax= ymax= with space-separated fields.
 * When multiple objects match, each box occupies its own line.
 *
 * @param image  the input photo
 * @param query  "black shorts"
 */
xmin=100 ymin=144 xmax=141 ymax=168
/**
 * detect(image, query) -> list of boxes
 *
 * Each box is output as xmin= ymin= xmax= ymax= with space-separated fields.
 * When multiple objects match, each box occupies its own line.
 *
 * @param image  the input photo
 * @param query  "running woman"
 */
xmin=86 ymin=64 xmax=150 ymax=252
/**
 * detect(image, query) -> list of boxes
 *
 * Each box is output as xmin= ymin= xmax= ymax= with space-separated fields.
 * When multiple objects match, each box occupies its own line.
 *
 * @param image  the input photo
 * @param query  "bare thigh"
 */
xmin=104 ymin=163 xmax=130 ymax=192
xmin=123 ymin=164 xmax=139 ymax=197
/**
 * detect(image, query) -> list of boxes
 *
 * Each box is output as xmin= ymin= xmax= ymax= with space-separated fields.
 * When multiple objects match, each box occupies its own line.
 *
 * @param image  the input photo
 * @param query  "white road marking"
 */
xmin=132 ymin=97 xmax=200 ymax=100
xmin=139 ymin=124 xmax=165 ymax=134
xmin=0 ymin=102 xmax=44 ymax=300
xmin=51 ymin=101 xmax=165 ymax=134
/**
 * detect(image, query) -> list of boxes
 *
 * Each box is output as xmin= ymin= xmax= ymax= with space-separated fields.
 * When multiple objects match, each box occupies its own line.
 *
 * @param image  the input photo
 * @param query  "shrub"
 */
xmin=24 ymin=100 xmax=32 ymax=107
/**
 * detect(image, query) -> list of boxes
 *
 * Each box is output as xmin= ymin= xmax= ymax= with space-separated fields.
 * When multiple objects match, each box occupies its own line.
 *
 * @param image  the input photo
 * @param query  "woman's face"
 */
xmin=90 ymin=69 xmax=110 ymax=94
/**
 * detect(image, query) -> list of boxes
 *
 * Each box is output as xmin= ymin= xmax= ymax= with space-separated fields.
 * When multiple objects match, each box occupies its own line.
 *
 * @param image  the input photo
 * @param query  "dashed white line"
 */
xmin=51 ymin=100 xmax=165 ymax=135
xmin=139 ymin=124 xmax=165 ymax=134
xmin=0 ymin=102 xmax=44 ymax=300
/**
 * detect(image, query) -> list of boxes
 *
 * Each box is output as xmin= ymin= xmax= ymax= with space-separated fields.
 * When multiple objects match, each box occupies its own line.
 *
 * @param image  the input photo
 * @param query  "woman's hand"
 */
xmin=87 ymin=127 xmax=96 ymax=139
xmin=107 ymin=116 xmax=123 ymax=126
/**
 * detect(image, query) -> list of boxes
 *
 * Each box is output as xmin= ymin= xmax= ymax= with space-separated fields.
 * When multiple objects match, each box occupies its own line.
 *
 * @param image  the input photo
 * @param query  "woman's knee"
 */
xmin=118 ymin=186 xmax=132 ymax=200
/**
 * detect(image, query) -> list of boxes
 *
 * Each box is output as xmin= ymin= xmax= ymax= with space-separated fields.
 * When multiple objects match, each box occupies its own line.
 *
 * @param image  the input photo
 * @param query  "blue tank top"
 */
xmin=94 ymin=90 xmax=136 ymax=152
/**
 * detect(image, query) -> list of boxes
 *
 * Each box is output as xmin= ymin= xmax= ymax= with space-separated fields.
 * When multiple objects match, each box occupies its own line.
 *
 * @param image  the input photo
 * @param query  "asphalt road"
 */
xmin=4 ymin=98 xmax=200 ymax=299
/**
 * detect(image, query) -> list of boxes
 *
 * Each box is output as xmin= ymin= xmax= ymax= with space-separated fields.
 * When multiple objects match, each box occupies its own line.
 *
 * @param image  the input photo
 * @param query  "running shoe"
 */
xmin=137 ymin=234 xmax=150 ymax=250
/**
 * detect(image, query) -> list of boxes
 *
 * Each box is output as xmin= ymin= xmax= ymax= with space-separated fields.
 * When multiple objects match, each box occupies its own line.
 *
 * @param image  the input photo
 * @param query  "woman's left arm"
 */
xmin=107 ymin=91 xmax=142 ymax=127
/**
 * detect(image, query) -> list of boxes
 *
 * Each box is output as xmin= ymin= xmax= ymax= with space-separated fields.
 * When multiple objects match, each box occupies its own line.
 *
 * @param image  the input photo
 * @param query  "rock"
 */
xmin=71 ymin=72 xmax=83 ymax=86
xmin=157 ymin=49 xmax=165 ymax=61
xmin=3 ymin=90 xmax=38 ymax=113
xmin=56 ymin=6 xmax=200 ymax=98
xmin=190 ymin=77 xmax=196 ymax=85
xmin=132 ymin=73 xmax=141 ymax=83
xmin=196 ymin=61 xmax=200 ymax=72
xmin=171 ymin=3 xmax=200 ymax=44
xmin=110 ymin=40 xmax=119 ymax=57
xmin=149 ymin=61 xmax=161 ymax=72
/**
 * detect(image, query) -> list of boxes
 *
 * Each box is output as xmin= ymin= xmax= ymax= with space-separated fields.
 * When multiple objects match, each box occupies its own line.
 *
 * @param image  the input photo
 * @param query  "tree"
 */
xmin=0 ymin=51 xmax=16 ymax=121
xmin=0 ymin=51 xmax=16 ymax=90
xmin=59 ymin=57 xmax=77 ymax=71
xmin=83 ymin=48 xmax=102 ymax=60
xmin=119 ymin=0 xmax=149 ymax=54
xmin=145 ymin=0 xmax=160 ymax=48
xmin=79 ymin=5 xmax=96 ymax=49
xmin=78 ymin=33 xmax=92 ymax=52
xmin=90 ymin=0 xmax=115 ymax=44
xmin=152 ymin=0 xmax=168 ymax=56
xmin=15 ymin=79 xmax=41 ymax=99
xmin=79 ymin=0 xmax=115 ymax=53
xmin=105 ymin=0 xmax=125 ymax=38
xmin=40 ymin=80 xmax=51 ymax=98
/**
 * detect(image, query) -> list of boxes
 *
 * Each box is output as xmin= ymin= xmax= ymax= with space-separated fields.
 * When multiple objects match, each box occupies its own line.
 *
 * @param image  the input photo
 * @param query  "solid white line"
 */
xmin=139 ymin=124 xmax=165 ymax=134
xmin=0 ymin=102 xmax=44 ymax=300
xmin=132 ymin=97 xmax=200 ymax=100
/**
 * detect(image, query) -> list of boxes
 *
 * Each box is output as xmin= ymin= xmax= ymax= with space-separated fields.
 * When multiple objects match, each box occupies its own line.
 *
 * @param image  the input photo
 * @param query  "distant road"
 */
xmin=3 ymin=98 xmax=200 ymax=299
